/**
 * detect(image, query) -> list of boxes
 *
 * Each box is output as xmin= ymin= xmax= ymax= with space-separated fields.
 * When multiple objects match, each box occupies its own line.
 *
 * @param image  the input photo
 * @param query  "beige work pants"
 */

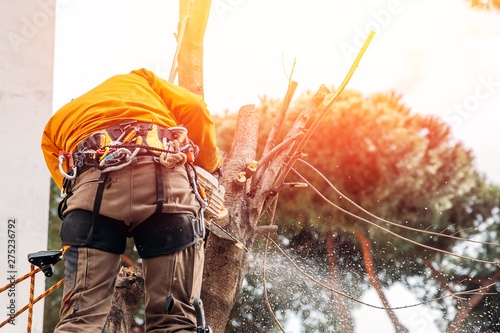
xmin=55 ymin=156 xmax=204 ymax=333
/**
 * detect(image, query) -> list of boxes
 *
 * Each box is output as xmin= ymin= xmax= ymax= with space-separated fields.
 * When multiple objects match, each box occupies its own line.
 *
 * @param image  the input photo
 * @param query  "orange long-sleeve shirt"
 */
xmin=42 ymin=68 xmax=221 ymax=188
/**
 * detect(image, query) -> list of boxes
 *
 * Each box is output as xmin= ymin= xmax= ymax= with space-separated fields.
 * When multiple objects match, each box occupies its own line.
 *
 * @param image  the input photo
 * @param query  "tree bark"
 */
xmin=444 ymin=271 xmax=500 ymax=333
xmin=354 ymin=230 xmax=409 ymax=333
xmin=177 ymin=0 xmax=212 ymax=97
xmin=202 ymin=105 xmax=260 ymax=332
xmin=445 ymin=283 xmax=491 ymax=333
xmin=326 ymin=232 xmax=354 ymax=333
xmin=104 ymin=267 xmax=144 ymax=333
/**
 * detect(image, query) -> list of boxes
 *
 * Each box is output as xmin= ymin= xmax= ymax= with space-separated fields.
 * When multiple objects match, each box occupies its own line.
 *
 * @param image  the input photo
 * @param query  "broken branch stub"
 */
xmin=262 ymin=80 xmax=298 ymax=156
xmin=218 ymin=104 xmax=258 ymax=232
xmin=225 ymin=104 xmax=259 ymax=185
xmin=250 ymin=85 xmax=330 ymax=217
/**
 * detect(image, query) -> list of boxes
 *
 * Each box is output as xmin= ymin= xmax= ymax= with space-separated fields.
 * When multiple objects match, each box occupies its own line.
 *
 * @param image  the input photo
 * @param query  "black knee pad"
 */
xmin=60 ymin=209 xmax=128 ymax=254
xmin=133 ymin=213 xmax=202 ymax=259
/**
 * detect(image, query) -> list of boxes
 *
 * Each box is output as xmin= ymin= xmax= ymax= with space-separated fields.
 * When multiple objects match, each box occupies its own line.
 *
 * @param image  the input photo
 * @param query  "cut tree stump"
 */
xmin=104 ymin=266 xmax=145 ymax=333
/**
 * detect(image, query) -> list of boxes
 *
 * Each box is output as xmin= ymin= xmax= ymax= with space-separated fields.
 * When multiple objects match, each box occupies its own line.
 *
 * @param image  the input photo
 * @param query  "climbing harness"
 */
xmin=57 ymin=121 xmax=233 ymax=246
xmin=68 ymin=121 xmax=198 ymax=177
xmin=58 ymin=121 xmax=196 ymax=195
xmin=58 ymin=120 xmax=250 ymax=254
xmin=0 ymin=251 xmax=64 ymax=332
xmin=59 ymin=120 xmax=227 ymax=217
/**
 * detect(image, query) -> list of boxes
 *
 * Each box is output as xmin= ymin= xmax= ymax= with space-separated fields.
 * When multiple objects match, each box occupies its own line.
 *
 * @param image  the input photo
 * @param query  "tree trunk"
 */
xmin=446 ymin=284 xmax=490 ymax=333
xmin=202 ymin=104 xmax=260 ymax=332
xmin=177 ymin=0 xmax=212 ymax=97
xmin=326 ymin=232 xmax=354 ymax=333
xmin=354 ymin=230 xmax=408 ymax=333
xmin=102 ymin=1 xmax=375 ymax=332
xmin=104 ymin=267 xmax=144 ymax=333
xmin=444 ymin=271 xmax=500 ymax=333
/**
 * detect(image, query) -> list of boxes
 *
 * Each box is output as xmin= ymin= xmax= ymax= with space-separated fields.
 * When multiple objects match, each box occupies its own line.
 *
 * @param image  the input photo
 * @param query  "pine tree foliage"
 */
xmin=214 ymin=89 xmax=500 ymax=332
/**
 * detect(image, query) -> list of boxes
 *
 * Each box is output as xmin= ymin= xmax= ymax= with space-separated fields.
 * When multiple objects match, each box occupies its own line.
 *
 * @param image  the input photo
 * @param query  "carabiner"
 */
xmin=58 ymin=152 xmax=77 ymax=180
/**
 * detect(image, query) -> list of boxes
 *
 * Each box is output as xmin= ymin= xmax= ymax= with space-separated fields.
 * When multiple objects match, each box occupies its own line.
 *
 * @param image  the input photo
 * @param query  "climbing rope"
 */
xmin=0 ymin=273 xmax=63 ymax=330
xmin=0 ymin=251 xmax=64 ymax=331
xmin=27 ymin=264 xmax=35 ymax=333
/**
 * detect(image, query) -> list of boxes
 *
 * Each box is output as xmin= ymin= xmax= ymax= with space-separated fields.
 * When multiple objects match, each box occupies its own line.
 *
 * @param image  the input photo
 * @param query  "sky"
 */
xmin=53 ymin=0 xmax=500 ymax=185
xmin=52 ymin=0 xmax=500 ymax=331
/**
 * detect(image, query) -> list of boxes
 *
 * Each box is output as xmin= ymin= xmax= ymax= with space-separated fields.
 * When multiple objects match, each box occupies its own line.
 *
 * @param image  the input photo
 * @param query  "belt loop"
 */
xmin=155 ymin=162 xmax=164 ymax=214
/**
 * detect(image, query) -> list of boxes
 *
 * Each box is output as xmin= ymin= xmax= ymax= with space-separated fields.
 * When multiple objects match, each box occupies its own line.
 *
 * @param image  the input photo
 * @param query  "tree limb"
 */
xmin=446 ymin=280 xmax=494 ymax=333
xmin=354 ymin=230 xmax=409 ymax=333
xmin=177 ymin=0 xmax=212 ymax=96
xmin=256 ymin=225 xmax=279 ymax=234
xmin=250 ymin=85 xmax=329 ymax=216
xmin=256 ymin=130 xmax=304 ymax=174
xmin=326 ymin=232 xmax=354 ymax=333
xmin=420 ymin=255 xmax=460 ymax=300
xmin=266 ymin=86 xmax=330 ymax=192
xmin=262 ymin=81 xmax=298 ymax=156
xmin=271 ymin=32 xmax=375 ymax=193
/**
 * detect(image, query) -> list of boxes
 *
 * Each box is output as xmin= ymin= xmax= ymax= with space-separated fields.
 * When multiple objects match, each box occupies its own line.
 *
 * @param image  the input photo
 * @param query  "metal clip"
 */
xmin=58 ymin=152 xmax=77 ymax=180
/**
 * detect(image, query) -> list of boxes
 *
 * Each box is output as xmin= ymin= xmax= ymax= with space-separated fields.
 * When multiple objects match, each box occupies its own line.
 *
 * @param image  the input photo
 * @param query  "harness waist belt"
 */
xmin=71 ymin=120 xmax=198 ymax=175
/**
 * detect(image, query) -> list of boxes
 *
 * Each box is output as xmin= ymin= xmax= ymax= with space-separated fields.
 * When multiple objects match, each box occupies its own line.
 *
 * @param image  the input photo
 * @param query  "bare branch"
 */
xmin=274 ymin=182 xmax=308 ymax=193
xmin=265 ymin=235 xmax=496 ymax=311
xmin=326 ymin=233 xmax=354 ymax=332
xmin=420 ymin=256 xmax=460 ymax=300
xmin=256 ymin=225 xmax=279 ymax=234
xmin=250 ymin=85 xmax=329 ymax=213
xmin=299 ymin=158 xmax=500 ymax=247
xmin=262 ymin=196 xmax=285 ymax=332
xmin=446 ymin=281 xmax=494 ymax=333
xmin=256 ymin=130 xmax=305 ymax=174
xmin=271 ymin=32 xmax=375 ymax=192
xmin=244 ymin=160 xmax=258 ymax=177
xmin=291 ymin=168 xmax=500 ymax=265
xmin=263 ymin=238 xmax=286 ymax=333
xmin=262 ymin=81 xmax=298 ymax=157
xmin=355 ymin=230 xmax=408 ymax=332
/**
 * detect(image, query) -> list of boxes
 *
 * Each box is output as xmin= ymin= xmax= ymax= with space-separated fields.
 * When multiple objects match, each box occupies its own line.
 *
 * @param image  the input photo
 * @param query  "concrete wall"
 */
xmin=0 ymin=0 xmax=55 ymax=332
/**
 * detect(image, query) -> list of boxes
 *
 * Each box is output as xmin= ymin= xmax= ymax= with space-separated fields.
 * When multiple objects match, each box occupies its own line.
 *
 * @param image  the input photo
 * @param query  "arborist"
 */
xmin=41 ymin=68 xmax=222 ymax=332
